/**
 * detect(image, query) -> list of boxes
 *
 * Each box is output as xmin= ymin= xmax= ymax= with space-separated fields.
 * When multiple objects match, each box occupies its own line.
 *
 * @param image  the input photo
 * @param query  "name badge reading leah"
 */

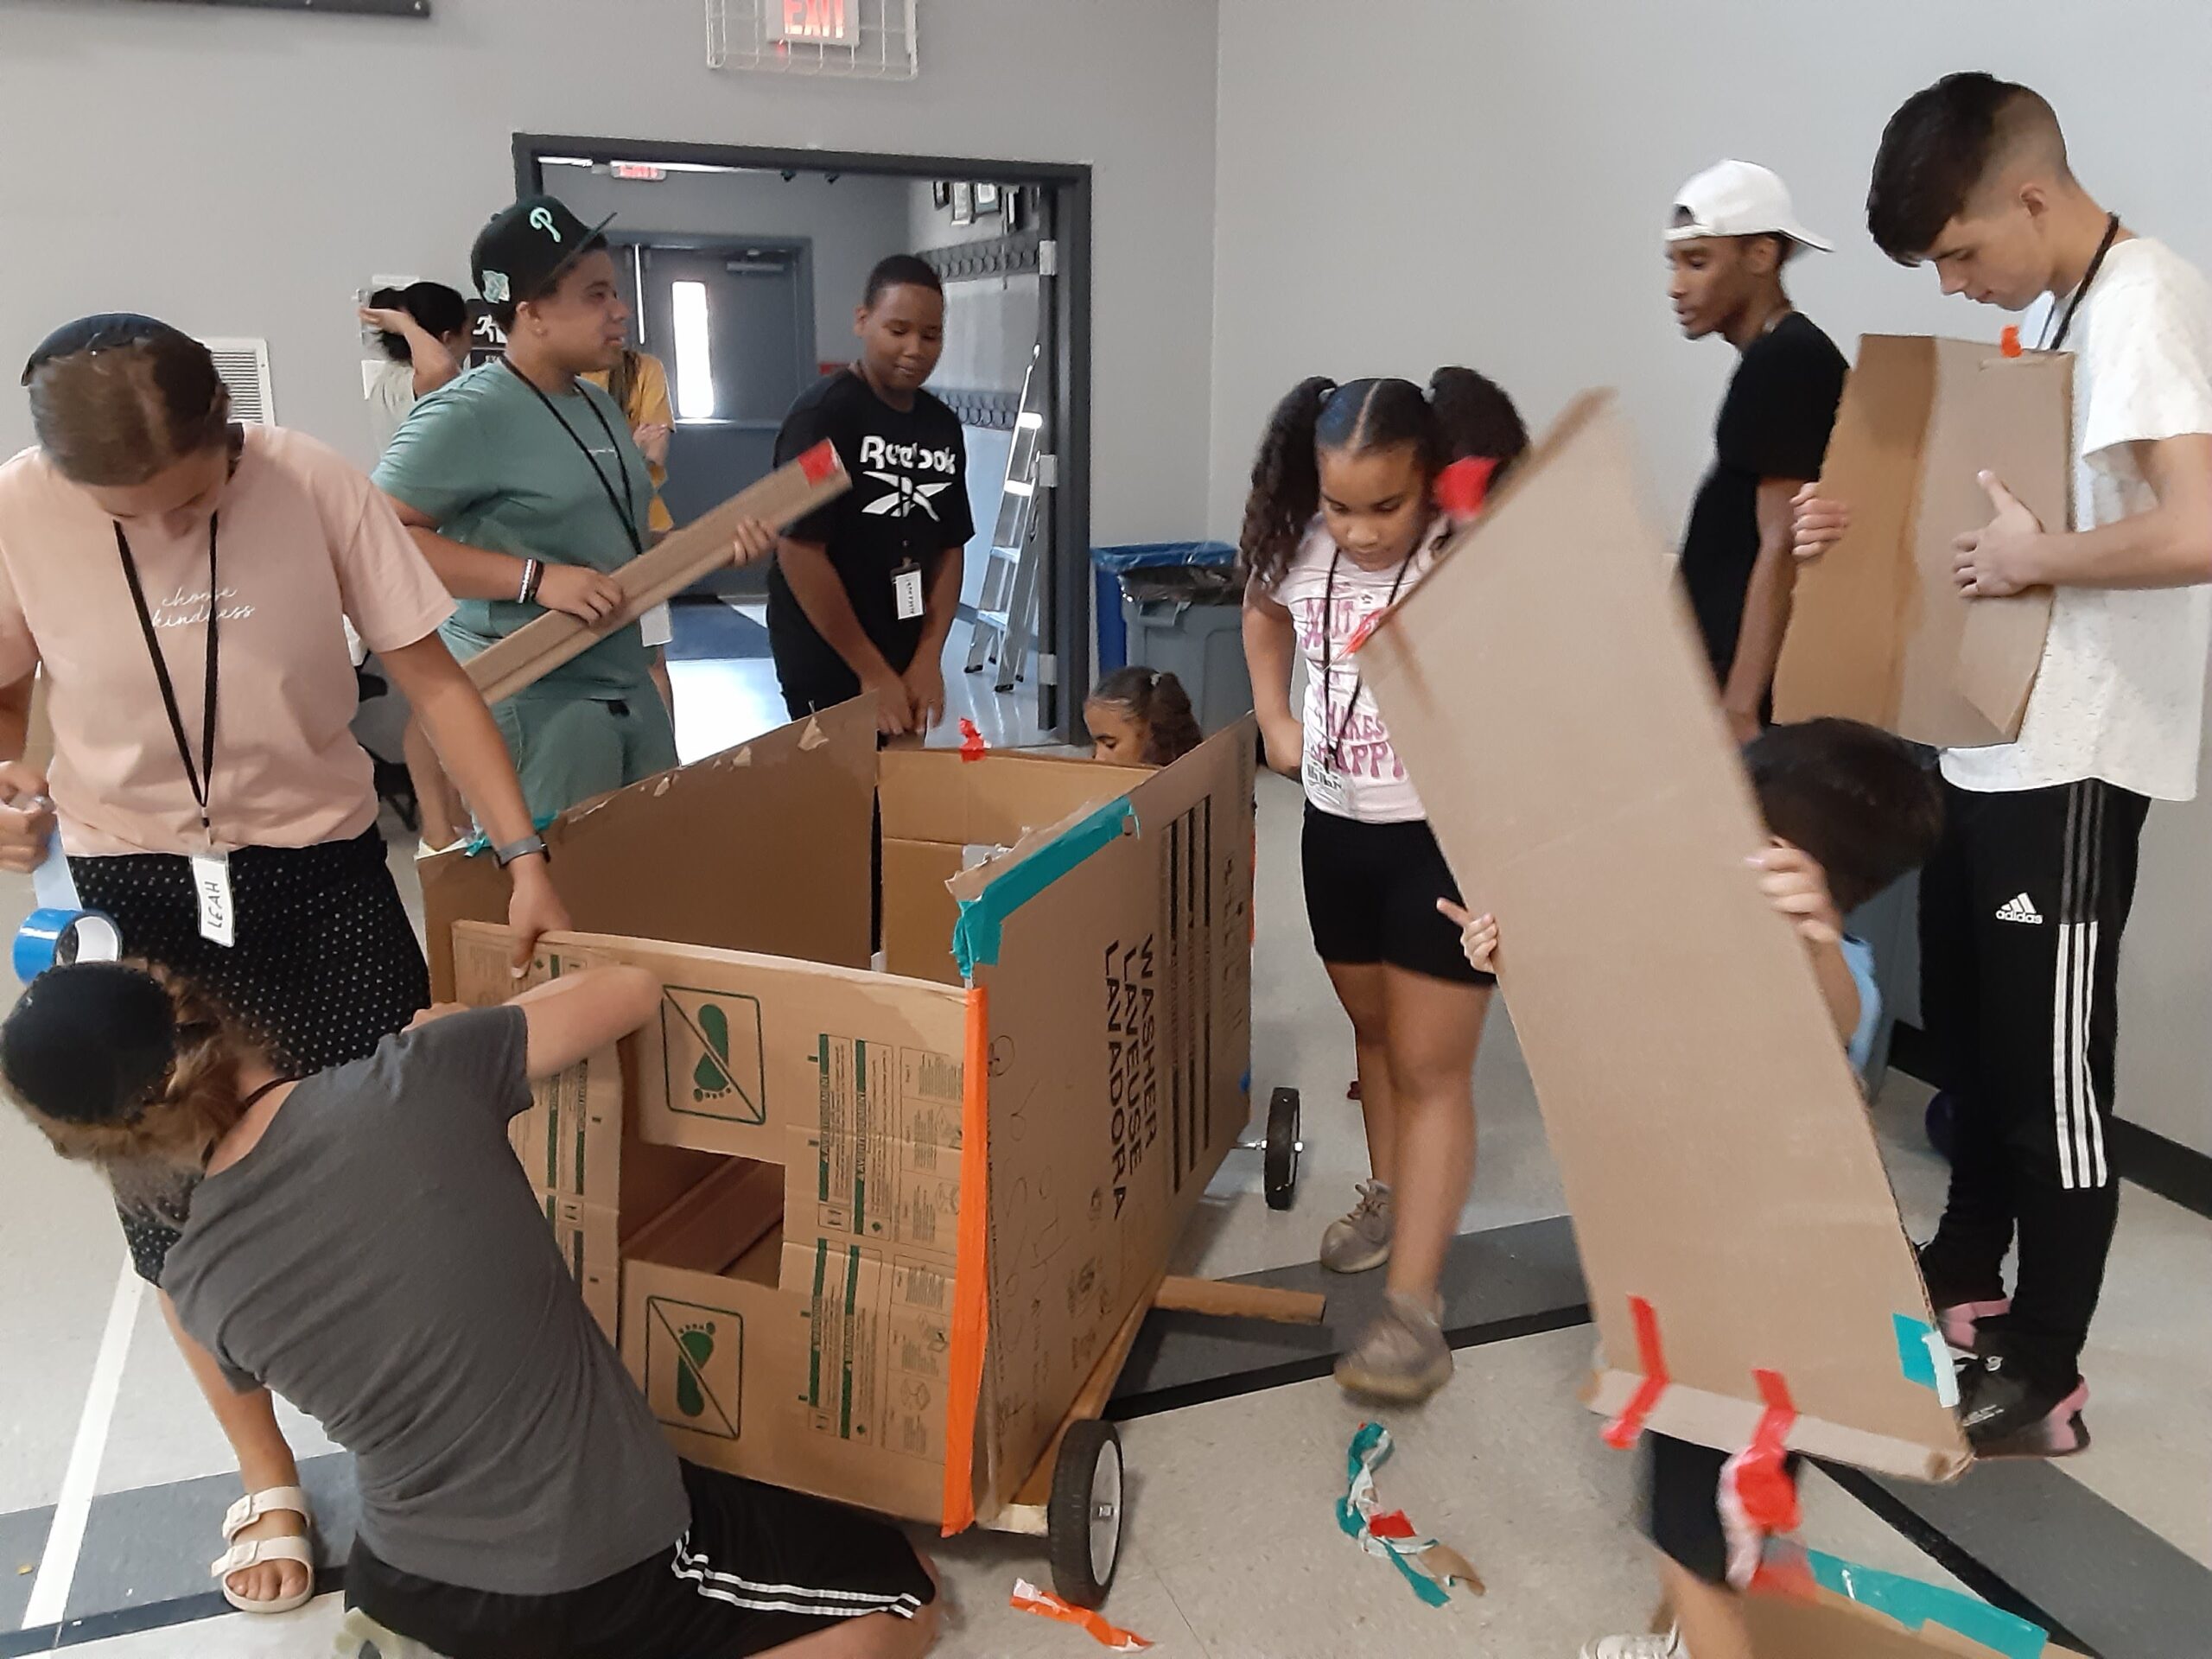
xmin=191 ymin=850 xmax=235 ymax=948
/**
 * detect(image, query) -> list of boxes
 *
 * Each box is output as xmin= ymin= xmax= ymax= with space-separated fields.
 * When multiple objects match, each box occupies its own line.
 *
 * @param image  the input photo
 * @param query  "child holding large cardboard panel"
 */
xmin=1449 ymin=718 xmax=1943 ymax=1659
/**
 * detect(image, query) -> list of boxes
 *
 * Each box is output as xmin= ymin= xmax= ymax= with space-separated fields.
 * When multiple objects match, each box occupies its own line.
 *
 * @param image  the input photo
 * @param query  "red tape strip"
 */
xmin=958 ymin=718 xmax=987 ymax=762
xmin=796 ymin=438 xmax=840 ymax=484
xmin=1735 ymin=1370 xmax=1801 ymax=1534
xmin=1999 ymin=325 xmax=2024 ymax=359
xmin=1604 ymin=1295 xmax=1669 ymax=1449
xmin=1434 ymin=455 xmax=1499 ymax=523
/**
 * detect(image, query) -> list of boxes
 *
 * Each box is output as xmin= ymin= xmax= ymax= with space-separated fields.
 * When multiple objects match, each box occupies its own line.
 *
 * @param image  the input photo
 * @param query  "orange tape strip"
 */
xmin=940 ymin=985 xmax=992 ymax=1534
xmin=1010 ymin=1580 xmax=1153 ymax=1650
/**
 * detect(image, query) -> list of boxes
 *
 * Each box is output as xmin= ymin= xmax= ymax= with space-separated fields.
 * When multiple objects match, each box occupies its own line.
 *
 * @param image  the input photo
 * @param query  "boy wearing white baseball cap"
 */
xmin=1667 ymin=160 xmax=1847 ymax=744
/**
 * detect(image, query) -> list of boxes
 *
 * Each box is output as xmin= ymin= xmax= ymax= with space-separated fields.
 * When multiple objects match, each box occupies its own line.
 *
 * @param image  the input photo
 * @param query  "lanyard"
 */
xmin=501 ymin=357 xmax=644 ymax=559
xmin=2040 ymin=213 xmax=2121 ymax=353
xmin=116 ymin=514 xmax=219 ymax=842
xmin=1318 ymin=547 xmax=1412 ymax=770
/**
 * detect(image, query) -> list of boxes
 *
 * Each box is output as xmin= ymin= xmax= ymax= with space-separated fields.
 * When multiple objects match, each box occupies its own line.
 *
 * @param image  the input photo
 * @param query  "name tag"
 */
xmin=1303 ymin=752 xmax=1349 ymax=814
xmin=191 ymin=850 xmax=235 ymax=948
xmin=893 ymin=563 xmax=925 ymax=621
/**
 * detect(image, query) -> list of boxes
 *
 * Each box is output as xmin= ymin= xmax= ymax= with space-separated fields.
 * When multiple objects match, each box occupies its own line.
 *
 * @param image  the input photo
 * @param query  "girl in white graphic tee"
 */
xmin=1240 ymin=370 xmax=1528 ymax=1404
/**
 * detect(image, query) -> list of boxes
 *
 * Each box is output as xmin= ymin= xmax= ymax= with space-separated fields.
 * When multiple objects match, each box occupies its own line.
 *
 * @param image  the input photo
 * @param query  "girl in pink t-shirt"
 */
xmin=1241 ymin=369 xmax=1527 ymax=1405
xmin=0 ymin=315 xmax=570 ymax=1617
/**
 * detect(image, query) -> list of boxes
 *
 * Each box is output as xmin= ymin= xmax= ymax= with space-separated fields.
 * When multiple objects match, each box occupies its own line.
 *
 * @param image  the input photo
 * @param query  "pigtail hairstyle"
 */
xmin=1239 ymin=375 xmax=1337 ymax=588
xmin=1427 ymin=366 xmax=1531 ymax=484
xmin=1089 ymin=666 xmax=1205 ymax=766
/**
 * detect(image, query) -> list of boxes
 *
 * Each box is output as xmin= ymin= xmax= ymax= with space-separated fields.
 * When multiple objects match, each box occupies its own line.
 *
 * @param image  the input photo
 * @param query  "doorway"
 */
xmin=516 ymin=134 xmax=1093 ymax=747
xmin=617 ymin=235 xmax=815 ymax=558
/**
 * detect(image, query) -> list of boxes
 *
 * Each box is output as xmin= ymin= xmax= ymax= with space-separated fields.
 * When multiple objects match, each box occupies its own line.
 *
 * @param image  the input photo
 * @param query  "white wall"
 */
xmin=547 ymin=167 xmax=915 ymax=368
xmin=0 ymin=0 xmax=1219 ymax=544
xmin=1211 ymin=0 xmax=2212 ymax=1154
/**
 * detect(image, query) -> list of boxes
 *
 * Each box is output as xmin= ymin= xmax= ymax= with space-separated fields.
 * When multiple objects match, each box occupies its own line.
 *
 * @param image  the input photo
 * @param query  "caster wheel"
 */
xmin=1048 ymin=1419 xmax=1124 ymax=1609
xmin=1264 ymin=1086 xmax=1300 ymax=1211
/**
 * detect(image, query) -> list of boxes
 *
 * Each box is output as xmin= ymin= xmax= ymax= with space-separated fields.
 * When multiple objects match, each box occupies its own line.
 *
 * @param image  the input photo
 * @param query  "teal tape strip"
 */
xmin=1894 ymin=1313 xmax=1941 ymax=1389
xmin=1808 ymin=1550 xmax=2046 ymax=1658
xmin=460 ymin=812 xmax=560 ymax=860
xmin=952 ymin=798 xmax=1134 ymax=976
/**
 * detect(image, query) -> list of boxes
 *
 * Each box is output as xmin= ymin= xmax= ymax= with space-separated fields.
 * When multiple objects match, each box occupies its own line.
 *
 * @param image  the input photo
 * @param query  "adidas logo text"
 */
xmin=1995 ymin=893 xmax=2044 ymax=925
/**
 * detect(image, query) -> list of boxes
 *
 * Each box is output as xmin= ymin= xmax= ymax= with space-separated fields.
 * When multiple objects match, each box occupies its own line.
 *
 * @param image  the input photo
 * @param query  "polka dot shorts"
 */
xmin=70 ymin=826 xmax=429 ymax=1284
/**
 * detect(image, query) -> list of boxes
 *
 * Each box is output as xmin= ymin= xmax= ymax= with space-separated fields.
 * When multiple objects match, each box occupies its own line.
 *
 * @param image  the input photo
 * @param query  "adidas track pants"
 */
xmin=1917 ymin=775 xmax=2150 ymax=1382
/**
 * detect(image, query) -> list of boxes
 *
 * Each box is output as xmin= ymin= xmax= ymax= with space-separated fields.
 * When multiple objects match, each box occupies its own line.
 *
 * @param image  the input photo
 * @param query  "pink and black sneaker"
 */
xmin=1957 ymin=1349 xmax=2091 ymax=1459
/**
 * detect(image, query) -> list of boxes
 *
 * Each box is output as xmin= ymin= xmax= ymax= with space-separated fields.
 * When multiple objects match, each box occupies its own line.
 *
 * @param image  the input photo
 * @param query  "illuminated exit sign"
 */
xmin=767 ymin=0 xmax=858 ymax=46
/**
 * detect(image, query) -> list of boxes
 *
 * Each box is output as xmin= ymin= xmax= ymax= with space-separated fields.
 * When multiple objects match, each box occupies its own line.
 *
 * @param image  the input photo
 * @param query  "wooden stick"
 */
xmin=465 ymin=442 xmax=849 ymax=704
xmin=1010 ymin=1269 xmax=1165 ymax=1509
xmin=1153 ymin=1275 xmax=1325 ymax=1325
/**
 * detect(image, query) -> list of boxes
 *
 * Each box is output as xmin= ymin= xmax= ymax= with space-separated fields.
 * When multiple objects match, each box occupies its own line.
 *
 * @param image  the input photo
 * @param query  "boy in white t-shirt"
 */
xmin=1796 ymin=73 xmax=2212 ymax=1457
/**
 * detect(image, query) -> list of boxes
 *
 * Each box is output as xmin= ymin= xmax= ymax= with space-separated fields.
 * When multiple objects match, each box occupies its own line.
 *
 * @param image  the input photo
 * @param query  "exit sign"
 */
xmin=611 ymin=162 xmax=667 ymax=181
xmin=767 ymin=0 xmax=858 ymax=46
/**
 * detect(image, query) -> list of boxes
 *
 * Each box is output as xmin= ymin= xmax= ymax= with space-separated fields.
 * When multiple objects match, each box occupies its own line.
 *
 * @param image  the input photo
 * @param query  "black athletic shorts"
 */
xmin=346 ymin=1461 xmax=936 ymax=1659
xmin=1642 ymin=1432 xmax=1802 ymax=1587
xmin=1300 ymin=804 xmax=1493 ymax=986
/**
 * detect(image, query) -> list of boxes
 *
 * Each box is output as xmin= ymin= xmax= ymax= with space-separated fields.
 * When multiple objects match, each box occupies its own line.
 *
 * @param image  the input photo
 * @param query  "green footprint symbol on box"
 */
xmin=693 ymin=1004 xmax=734 ymax=1103
xmin=675 ymin=1321 xmax=717 ymax=1418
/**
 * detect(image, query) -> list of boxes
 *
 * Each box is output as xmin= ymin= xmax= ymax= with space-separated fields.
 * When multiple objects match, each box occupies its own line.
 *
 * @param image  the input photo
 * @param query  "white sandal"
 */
xmin=210 ymin=1485 xmax=316 ymax=1615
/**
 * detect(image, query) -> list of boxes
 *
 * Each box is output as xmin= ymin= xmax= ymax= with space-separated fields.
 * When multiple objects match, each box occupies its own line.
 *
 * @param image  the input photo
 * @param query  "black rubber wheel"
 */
xmin=1047 ymin=1418 xmax=1124 ymax=1609
xmin=1263 ymin=1086 xmax=1300 ymax=1211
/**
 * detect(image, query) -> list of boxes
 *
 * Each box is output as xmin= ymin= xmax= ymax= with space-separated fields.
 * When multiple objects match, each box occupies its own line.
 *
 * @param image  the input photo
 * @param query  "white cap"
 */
xmin=1666 ymin=159 xmax=1832 ymax=252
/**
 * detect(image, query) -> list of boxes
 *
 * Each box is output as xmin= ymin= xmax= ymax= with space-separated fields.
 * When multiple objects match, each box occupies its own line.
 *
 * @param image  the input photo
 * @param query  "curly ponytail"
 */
xmin=1238 ymin=376 xmax=1336 ymax=588
xmin=1427 ymin=366 xmax=1531 ymax=483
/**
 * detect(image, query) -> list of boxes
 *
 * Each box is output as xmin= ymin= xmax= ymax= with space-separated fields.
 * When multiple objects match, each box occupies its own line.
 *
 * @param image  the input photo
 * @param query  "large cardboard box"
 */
xmin=1362 ymin=394 xmax=1970 ymax=1480
xmin=1773 ymin=334 xmax=2069 ymax=748
xmin=448 ymin=709 xmax=1255 ymax=1528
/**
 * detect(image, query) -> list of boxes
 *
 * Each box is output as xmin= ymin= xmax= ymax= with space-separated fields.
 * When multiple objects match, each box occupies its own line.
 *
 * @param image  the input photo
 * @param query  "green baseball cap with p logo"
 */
xmin=470 ymin=194 xmax=617 ymax=309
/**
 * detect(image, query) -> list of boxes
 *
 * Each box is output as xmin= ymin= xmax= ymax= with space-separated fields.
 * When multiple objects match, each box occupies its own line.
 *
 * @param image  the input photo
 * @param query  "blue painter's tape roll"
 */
xmin=14 ymin=908 xmax=123 ymax=983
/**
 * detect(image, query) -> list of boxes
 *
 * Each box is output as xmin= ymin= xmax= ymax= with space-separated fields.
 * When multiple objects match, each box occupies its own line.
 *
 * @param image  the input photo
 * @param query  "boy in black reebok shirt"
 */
xmin=768 ymin=257 xmax=975 ymax=735
xmin=1668 ymin=160 xmax=1849 ymax=742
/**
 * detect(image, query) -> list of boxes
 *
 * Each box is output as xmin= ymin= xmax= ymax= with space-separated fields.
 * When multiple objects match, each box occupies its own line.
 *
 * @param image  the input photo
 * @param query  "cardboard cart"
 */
xmin=429 ymin=700 xmax=1317 ymax=1605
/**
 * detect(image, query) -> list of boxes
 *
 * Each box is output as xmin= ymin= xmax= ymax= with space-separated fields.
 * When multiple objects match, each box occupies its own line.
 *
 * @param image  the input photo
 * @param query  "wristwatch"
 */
xmin=493 ymin=833 xmax=550 ymax=868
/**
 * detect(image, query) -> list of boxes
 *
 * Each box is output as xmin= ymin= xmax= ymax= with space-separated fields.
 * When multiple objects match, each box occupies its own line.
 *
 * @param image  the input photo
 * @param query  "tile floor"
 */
xmin=0 ymin=621 xmax=2203 ymax=1656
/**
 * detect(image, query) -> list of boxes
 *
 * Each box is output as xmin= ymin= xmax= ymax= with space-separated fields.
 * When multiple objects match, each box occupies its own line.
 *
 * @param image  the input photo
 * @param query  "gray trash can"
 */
xmin=1093 ymin=543 xmax=1252 ymax=736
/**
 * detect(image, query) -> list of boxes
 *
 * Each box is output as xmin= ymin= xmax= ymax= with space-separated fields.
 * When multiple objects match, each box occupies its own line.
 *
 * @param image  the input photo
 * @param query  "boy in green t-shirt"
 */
xmin=378 ymin=195 xmax=772 ymax=819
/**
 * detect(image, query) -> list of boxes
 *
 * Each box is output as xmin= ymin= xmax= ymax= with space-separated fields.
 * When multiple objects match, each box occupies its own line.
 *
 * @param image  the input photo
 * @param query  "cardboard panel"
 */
xmin=623 ymin=1232 xmax=950 ymax=1524
xmin=958 ymin=721 xmax=1255 ymax=1498
xmin=1775 ymin=335 xmax=2067 ymax=747
xmin=1362 ymin=394 xmax=1968 ymax=1480
xmin=879 ymin=746 xmax=1122 ymax=848
xmin=1743 ymin=1584 xmax=2075 ymax=1657
xmin=465 ymin=445 xmax=849 ymax=704
xmin=881 ymin=839 xmax=965 ymax=985
xmin=422 ymin=697 xmax=876 ymax=1000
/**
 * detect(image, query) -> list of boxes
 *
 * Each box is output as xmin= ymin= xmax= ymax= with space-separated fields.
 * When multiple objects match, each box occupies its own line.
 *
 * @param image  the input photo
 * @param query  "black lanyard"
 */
xmin=1318 ymin=548 xmax=1412 ymax=770
xmin=2041 ymin=213 xmax=2121 ymax=353
xmin=501 ymin=357 xmax=644 ymax=559
xmin=116 ymin=514 xmax=219 ymax=842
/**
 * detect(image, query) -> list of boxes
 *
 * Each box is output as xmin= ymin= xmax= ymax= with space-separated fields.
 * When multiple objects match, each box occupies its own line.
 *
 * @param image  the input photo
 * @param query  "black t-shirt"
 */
xmin=766 ymin=370 xmax=975 ymax=698
xmin=1679 ymin=312 xmax=1847 ymax=683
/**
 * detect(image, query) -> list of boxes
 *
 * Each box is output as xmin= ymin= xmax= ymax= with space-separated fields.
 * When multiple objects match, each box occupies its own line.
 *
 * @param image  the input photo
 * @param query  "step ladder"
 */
xmin=965 ymin=348 xmax=1051 ymax=692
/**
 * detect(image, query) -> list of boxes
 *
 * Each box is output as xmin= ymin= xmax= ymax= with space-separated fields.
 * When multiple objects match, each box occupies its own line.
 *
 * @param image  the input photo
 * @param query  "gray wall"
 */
xmin=1210 ymin=0 xmax=2212 ymax=1155
xmin=0 ymin=0 xmax=1221 ymax=549
xmin=550 ymin=167 xmax=915 ymax=371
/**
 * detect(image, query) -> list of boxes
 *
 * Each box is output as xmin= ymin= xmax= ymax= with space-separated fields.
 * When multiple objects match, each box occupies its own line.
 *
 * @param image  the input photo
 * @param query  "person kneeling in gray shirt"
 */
xmin=1 ymin=960 xmax=938 ymax=1659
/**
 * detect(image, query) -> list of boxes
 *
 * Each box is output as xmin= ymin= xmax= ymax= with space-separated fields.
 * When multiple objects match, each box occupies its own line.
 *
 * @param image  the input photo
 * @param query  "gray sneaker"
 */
xmin=1319 ymin=1180 xmax=1394 ymax=1274
xmin=1334 ymin=1290 xmax=1452 ymax=1402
